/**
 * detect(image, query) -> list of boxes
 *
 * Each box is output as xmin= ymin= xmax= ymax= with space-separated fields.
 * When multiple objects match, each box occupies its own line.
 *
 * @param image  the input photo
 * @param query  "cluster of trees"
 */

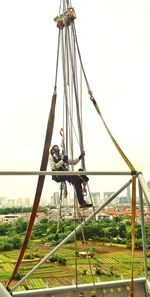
xmin=0 ymin=235 xmax=23 ymax=251
xmin=0 ymin=215 xmax=150 ymax=251
xmin=47 ymin=254 xmax=67 ymax=265
xmin=0 ymin=206 xmax=47 ymax=215
xmin=0 ymin=218 xmax=27 ymax=250
xmin=31 ymin=216 xmax=150 ymax=250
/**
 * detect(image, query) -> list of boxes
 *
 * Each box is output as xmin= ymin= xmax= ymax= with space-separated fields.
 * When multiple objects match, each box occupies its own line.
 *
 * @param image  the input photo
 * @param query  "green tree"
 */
xmin=0 ymin=223 xmax=8 ymax=236
xmin=82 ymin=222 xmax=104 ymax=239
xmin=107 ymin=227 xmax=118 ymax=238
xmin=136 ymin=225 xmax=142 ymax=239
xmin=12 ymin=235 xmax=22 ymax=249
xmin=118 ymin=223 xmax=127 ymax=238
xmin=15 ymin=218 xmax=27 ymax=234
xmin=135 ymin=238 xmax=143 ymax=250
xmin=2 ymin=240 xmax=13 ymax=251
xmin=3 ymin=223 xmax=13 ymax=236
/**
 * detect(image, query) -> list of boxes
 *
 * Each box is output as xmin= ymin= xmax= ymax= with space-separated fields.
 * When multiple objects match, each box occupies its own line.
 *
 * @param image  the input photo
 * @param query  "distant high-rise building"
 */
xmin=16 ymin=197 xmax=23 ymax=207
xmin=40 ymin=198 xmax=48 ymax=207
xmin=103 ymin=192 xmax=115 ymax=206
xmin=24 ymin=197 xmax=31 ymax=208
xmin=0 ymin=197 xmax=7 ymax=208
xmin=62 ymin=196 xmax=69 ymax=206
xmin=119 ymin=196 xmax=130 ymax=204
xmin=52 ymin=192 xmax=59 ymax=206
xmin=103 ymin=192 xmax=115 ymax=200
xmin=90 ymin=192 xmax=101 ymax=205
xmin=7 ymin=199 xmax=15 ymax=208
xmin=127 ymin=185 xmax=131 ymax=202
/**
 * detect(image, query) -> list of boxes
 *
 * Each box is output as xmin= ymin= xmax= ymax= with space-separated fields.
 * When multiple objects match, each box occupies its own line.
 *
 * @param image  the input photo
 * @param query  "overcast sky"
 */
xmin=0 ymin=0 xmax=150 ymax=200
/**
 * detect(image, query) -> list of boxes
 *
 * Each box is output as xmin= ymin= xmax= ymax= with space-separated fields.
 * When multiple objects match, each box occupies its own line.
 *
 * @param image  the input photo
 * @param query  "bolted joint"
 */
xmin=131 ymin=170 xmax=137 ymax=176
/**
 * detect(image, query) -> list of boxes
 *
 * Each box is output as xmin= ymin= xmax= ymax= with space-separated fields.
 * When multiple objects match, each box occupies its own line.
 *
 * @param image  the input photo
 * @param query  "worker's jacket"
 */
xmin=49 ymin=154 xmax=80 ymax=181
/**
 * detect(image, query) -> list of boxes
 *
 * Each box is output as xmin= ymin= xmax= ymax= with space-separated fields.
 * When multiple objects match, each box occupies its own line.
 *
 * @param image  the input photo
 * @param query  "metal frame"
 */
xmin=0 ymin=170 xmax=150 ymax=296
xmin=12 ymin=278 xmax=148 ymax=297
xmin=11 ymin=178 xmax=132 ymax=291
xmin=0 ymin=171 xmax=132 ymax=176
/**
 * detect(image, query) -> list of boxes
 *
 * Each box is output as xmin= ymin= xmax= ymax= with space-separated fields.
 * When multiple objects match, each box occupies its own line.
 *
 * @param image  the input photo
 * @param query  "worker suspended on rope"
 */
xmin=49 ymin=145 xmax=92 ymax=208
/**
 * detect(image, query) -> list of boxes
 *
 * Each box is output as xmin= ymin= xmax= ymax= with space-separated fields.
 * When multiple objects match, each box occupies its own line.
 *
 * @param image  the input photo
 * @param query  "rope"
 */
xmin=68 ymin=25 xmax=77 ymax=162
xmin=76 ymin=202 xmax=97 ymax=294
xmin=60 ymin=31 xmax=81 ymax=154
xmin=61 ymin=21 xmax=84 ymax=164
xmin=68 ymin=24 xmax=85 ymax=170
xmin=68 ymin=24 xmax=94 ymax=207
xmin=73 ymin=195 xmax=96 ymax=296
xmin=56 ymin=182 xmax=64 ymax=236
xmin=72 ymin=23 xmax=91 ymax=92
xmin=74 ymin=198 xmax=79 ymax=297
xmin=59 ymin=17 xmax=95 ymax=293
xmin=64 ymin=22 xmax=93 ymax=207
xmin=61 ymin=28 xmax=69 ymax=155
xmin=54 ymin=29 xmax=61 ymax=88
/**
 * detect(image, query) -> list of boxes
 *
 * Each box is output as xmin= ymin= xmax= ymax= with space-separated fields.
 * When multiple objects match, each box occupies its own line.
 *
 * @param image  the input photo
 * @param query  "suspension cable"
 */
xmin=67 ymin=25 xmax=85 ymax=170
xmin=72 ymin=22 xmax=91 ymax=92
xmin=54 ymin=29 xmax=61 ymax=88
xmin=60 ymin=16 xmax=95 ymax=294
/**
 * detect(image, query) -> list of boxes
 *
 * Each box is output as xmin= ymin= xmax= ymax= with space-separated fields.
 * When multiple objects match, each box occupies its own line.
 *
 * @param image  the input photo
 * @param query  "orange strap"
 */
xmin=7 ymin=90 xmax=57 ymax=288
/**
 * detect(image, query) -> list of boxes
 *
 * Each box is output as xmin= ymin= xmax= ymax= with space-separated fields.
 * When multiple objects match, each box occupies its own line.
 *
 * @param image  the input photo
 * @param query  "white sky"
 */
xmin=0 ymin=0 xmax=150 ymax=200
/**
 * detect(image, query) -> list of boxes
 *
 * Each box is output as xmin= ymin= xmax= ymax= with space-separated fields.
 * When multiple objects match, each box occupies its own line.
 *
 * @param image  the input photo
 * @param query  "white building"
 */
xmin=16 ymin=197 xmax=24 ymax=207
xmin=7 ymin=199 xmax=15 ymax=208
xmin=0 ymin=197 xmax=7 ymax=208
xmin=2 ymin=214 xmax=20 ymax=223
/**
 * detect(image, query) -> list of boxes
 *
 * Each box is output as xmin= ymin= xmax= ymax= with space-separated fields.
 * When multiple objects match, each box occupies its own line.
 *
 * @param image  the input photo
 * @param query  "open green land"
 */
xmin=0 ymin=240 xmax=148 ymax=292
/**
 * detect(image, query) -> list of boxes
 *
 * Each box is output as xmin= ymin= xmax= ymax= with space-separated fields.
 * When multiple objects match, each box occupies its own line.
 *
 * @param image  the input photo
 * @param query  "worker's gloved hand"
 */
xmin=63 ymin=155 xmax=68 ymax=163
xmin=79 ymin=151 xmax=85 ymax=160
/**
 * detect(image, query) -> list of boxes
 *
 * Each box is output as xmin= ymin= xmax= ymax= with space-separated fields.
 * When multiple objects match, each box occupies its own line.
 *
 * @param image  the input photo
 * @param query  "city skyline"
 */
xmin=0 ymin=184 xmax=135 ymax=209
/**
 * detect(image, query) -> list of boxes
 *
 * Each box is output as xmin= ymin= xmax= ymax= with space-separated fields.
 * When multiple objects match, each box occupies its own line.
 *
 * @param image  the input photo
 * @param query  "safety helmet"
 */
xmin=50 ymin=145 xmax=60 ymax=156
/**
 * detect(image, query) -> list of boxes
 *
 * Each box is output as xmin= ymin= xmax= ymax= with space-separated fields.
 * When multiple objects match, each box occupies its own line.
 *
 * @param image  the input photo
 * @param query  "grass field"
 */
xmin=0 ymin=240 xmax=148 ymax=291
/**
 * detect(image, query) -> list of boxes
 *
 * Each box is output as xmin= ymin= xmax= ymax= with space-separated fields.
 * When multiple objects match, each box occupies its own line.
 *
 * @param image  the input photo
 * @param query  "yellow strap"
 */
xmin=90 ymin=97 xmax=135 ymax=171
xmin=90 ymin=94 xmax=137 ymax=297
xmin=129 ymin=175 xmax=136 ymax=297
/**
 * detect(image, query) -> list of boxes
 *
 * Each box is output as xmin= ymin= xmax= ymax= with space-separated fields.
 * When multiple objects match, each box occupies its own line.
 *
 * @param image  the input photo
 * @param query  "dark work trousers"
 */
xmin=52 ymin=175 xmax=87 ymax=205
